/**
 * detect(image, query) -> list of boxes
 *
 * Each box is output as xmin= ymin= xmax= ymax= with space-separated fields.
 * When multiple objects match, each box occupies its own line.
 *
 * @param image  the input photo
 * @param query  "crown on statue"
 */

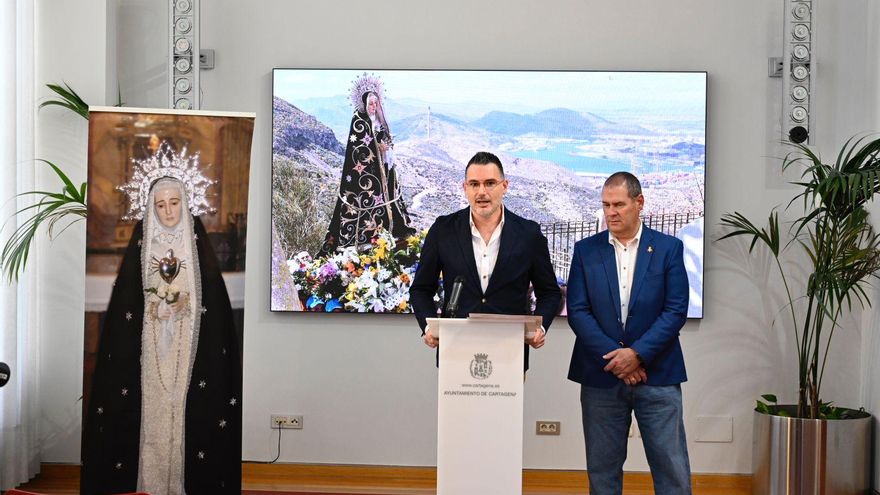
xmin=117 ymin=141 xmax=217 ymax=220
xmin=349 ymin=72 xmax=385 ymax=113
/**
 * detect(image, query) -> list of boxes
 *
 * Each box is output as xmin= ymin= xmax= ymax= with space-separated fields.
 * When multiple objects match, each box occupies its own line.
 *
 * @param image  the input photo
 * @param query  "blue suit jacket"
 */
xmin=566 ymin=226 xmax=688 ymax=387
xmin=410 ymin=207 xmax=562 ymax=371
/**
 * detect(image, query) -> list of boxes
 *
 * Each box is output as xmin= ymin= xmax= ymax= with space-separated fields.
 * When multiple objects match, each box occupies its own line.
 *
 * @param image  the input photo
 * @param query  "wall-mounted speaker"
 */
xmin=170 ymin=0 xmax=199 ymax=110
xmin=782 ymin=0 xmax=814 ymax=144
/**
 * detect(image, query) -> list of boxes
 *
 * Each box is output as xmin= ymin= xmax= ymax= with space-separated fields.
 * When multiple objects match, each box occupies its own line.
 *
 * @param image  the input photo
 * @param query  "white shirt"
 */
xmin=609 ymin=222 xmax=642 ymax=327
xmin=470 ymin=208 xmax=505 ymax=293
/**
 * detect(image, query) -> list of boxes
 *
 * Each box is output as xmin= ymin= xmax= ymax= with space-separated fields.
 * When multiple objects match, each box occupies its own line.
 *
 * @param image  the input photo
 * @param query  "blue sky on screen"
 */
xmin=274 ymin=69 xmax=706 ymax=118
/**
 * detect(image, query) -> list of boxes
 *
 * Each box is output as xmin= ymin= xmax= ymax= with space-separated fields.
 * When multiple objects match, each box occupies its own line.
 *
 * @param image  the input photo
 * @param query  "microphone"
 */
xmin=445 ymin=276 xmax=465 ymax=318
xmin=0 ymin=362 xmax=10 ymax=388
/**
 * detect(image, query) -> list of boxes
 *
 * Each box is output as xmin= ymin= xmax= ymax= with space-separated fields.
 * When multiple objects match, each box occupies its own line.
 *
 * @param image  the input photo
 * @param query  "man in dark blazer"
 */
xmin=410 ymin=151 xmax=561 ymax=371
xmin=567 ymin=172 xmax=691 ymax=494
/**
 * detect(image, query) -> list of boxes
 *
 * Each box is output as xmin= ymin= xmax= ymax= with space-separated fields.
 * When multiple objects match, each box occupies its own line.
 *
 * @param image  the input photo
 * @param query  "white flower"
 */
xmin=356 ymin=276 xmax=378 ymax=299
xmin=341 ymin=247 xmax=359 ymax=263
xmin=384 ymin=292 xmax=408 ymax=311
xmin=346 ymin=301 xmax=366 ymax=312
xmin=292 ymin=251 xmax=313 ymax=269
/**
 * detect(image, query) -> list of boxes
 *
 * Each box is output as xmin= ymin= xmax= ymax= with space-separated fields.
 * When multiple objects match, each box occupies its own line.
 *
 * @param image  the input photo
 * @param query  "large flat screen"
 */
xmin=271 ymin=69 xmax=706 ymax=317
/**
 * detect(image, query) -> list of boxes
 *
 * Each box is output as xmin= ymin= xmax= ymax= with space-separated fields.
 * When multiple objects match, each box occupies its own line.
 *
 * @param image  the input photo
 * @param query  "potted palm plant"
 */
xmin=719 ymin=136 xmax=880 ymax=494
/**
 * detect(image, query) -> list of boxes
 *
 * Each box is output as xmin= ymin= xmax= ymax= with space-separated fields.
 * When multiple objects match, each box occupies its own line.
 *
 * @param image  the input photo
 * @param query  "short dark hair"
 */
xmin=604 ymin=171 xmax=642 ymax=198
xmin=465 ymin=151 xmax=505 ymax=178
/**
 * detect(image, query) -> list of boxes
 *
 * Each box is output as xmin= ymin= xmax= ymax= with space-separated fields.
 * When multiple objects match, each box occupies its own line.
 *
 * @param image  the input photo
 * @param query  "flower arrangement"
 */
xmin=289 ymin=229 xmax=427 ymax=313
xmin=145 ymin=282 xmax=184 ymax=304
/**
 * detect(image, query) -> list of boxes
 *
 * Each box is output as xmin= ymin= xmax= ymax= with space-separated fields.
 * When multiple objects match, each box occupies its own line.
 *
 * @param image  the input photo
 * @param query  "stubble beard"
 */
xmin=472 ymin=201 xmax=500 ymax=221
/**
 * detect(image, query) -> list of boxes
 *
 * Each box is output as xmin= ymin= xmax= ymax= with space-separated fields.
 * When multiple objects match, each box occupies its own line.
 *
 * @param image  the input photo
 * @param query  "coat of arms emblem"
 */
xmin=469 ymin=353 xmax=493 ymax=380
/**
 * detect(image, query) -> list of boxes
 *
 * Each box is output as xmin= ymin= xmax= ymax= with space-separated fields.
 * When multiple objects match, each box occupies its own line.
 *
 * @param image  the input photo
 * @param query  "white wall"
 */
xmin=34 ymin=0 xmax=879 ymax=476
xmin=34 ymin=0 xmax=107 ymax=463
xmin=113 ymin=0 xmax=168 ymax=108
xmin=862 ymin=0 xmax=880 ymax=489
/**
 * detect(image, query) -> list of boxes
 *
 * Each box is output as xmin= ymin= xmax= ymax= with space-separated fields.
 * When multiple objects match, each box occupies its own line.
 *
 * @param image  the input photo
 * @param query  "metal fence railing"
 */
xmin=540 ymin=211 xmax=703 ymax=280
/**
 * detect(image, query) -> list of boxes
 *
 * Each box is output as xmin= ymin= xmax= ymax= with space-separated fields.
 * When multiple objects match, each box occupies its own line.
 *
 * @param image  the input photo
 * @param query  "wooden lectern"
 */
xmin=428 ymin=313 xmax=540 ymax=495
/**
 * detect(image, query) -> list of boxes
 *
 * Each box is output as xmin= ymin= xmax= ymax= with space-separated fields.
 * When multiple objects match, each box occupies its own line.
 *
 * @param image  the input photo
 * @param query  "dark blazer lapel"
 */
xmin=455 ymin=210 xmax=482 ymax=293
xmin=600 ymin=232 xmax=622 ymax=322
xmin=628 ymin=227 xmax=654 ymax=311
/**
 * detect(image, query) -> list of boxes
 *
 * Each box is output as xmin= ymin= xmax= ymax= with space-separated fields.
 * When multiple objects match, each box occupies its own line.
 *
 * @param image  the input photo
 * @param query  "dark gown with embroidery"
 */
xmin=81 ymin=218 xmax=241 ymax=495
xmin=316 ymin=110 xmax=415 ymax=257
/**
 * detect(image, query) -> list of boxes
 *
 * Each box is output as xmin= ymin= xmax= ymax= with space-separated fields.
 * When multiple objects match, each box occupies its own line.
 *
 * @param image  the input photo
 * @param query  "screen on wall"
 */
xmin=270 ymin=69 xmax=706 ymax=317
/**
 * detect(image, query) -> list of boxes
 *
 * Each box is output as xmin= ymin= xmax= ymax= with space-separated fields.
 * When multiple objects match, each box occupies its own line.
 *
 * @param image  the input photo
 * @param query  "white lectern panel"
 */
xmin=432 ymin=316 xmax=528 ymax=495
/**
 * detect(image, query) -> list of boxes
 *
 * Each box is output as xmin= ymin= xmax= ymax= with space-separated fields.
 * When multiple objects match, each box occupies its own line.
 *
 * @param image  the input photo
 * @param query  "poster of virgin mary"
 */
xmin=81 ymin=107 xmax=254 ymax=495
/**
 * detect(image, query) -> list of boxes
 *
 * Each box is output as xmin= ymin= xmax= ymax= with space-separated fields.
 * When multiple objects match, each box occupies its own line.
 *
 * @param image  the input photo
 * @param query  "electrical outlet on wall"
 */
xmin=199 ymin=49 xmax=215 ymax=70
xmin=270 ymin=414 xmax=303 ymax=429
xmin=536 ymin=421 xmax=560 ymax=435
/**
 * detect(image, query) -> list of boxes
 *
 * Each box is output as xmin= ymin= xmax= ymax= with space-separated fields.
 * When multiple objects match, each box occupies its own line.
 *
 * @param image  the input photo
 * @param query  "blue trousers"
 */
xmin=580 ymin=383 xmax=691 ymax=495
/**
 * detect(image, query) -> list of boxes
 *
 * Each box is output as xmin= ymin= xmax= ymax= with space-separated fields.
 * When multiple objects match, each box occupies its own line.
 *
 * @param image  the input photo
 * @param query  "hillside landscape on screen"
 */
xmin=270 ymin=69 xmax=706 ymax=317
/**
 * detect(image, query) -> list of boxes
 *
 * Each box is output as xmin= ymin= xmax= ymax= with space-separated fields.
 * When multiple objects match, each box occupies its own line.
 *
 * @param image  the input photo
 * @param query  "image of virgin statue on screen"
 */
xmin=271 ymin=69 xmax=707 ymax=317
xmin=317 ymin=73 xmax=416 ymax=257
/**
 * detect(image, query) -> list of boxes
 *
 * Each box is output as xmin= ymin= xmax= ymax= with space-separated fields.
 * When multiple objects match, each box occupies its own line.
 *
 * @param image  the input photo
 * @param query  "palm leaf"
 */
xmin=0 ymin=160 xmax=87 ymax=282
xmin=718 ymin=211 xmax=781 ymax=256
xmin=39 ymin=82 xmax=89 ymax=120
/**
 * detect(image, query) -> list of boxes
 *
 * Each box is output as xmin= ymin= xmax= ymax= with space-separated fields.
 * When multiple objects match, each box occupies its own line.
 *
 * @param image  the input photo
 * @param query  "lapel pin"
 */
xmin=647 ymin=245 xmax=653 ymax=253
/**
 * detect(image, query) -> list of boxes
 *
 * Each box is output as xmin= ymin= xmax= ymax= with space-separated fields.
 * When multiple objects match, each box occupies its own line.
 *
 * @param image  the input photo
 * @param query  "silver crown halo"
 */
xmin=117 ymin=141 xmax=217 ymax=220
xmin=349 ymin=72 xmax=385 ymax=113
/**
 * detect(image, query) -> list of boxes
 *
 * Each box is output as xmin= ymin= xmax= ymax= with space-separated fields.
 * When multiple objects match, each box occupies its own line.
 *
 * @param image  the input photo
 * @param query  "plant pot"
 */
xmin=752 ymin=407 xmax=871 ymax=494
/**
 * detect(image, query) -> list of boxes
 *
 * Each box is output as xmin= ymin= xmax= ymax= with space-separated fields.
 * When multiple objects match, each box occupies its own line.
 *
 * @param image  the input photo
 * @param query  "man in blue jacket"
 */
xmin=410 ymin=151 xmax=561 ymax=371
xmin=567 ymin=172 xmax=691 ymax=494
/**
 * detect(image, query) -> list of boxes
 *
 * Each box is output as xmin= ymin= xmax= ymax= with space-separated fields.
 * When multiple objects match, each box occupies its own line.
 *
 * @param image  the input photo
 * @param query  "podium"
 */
xmin=429 ymin=313 xmax=540 ymax=495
